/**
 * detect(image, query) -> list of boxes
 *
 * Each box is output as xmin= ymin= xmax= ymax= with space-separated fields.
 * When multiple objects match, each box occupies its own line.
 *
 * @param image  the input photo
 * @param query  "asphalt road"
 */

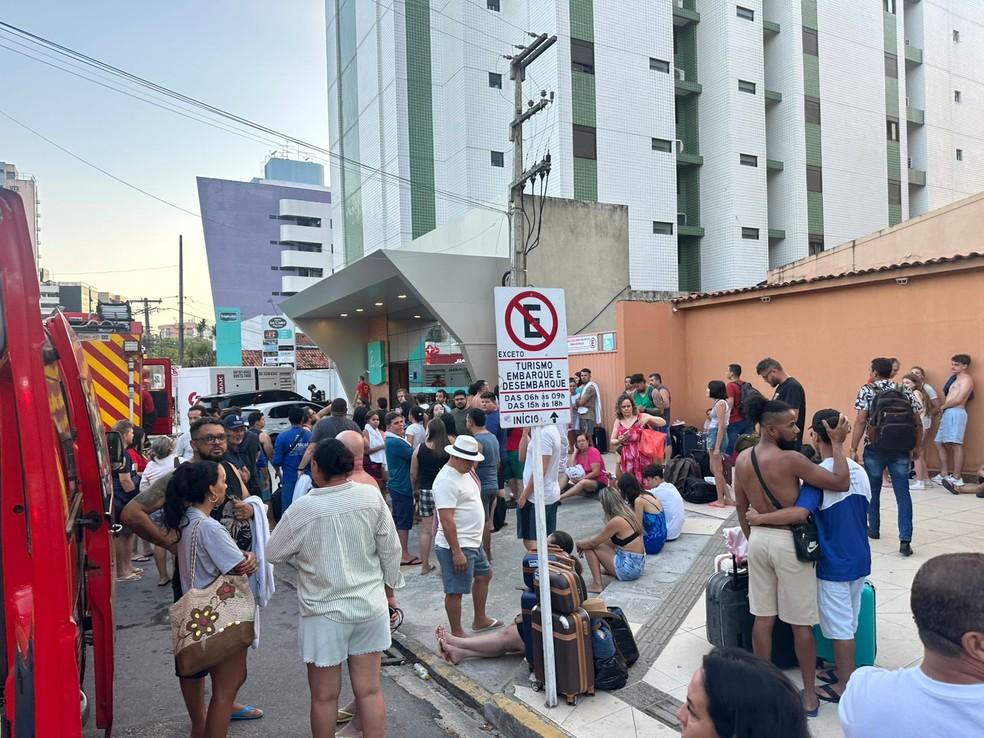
xmin=85 ymin=561 xmax=495 ymax=738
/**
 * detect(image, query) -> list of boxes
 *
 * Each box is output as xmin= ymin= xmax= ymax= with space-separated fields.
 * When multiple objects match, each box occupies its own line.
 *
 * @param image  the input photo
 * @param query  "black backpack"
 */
xmin=738 ymin=381 xmax=763 ymax=415
xmin=664 ymin=455 xmax=701 ymax=489
xmin=868 ymin=386 xmax=917 ymax=452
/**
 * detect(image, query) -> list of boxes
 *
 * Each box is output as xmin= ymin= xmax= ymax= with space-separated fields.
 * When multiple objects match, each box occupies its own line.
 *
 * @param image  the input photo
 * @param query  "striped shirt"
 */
xmin=266 ymin=480 xmax=405 ymax=622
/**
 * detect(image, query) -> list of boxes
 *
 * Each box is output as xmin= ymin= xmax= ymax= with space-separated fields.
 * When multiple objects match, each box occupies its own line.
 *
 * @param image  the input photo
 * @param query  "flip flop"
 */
xmin=472 ymin=619 xmax=504 ymax=633
xmin=131 ymin=555 xmax=152 ymax=562
xmin=336 ymin=709 xmax=354 ymax=724
xmin=230 ymin=705 xmax=263 ymax=721
xmin=116 ymin=571 xmax=142 ymax=582
xmin=157 ymin=578 xmax=171 ymax=587
xmin=708 ymin=501 xmax=726 ymax=508
xmin=816 ymin=684 xmax=841 ymax=704
xmin=817 ymin=668 xmax=839 ymax=685
xmin=400 ymin=557 xmax=422 ymax=566
xmin=800 ymin=690 xmax=819 ymax=718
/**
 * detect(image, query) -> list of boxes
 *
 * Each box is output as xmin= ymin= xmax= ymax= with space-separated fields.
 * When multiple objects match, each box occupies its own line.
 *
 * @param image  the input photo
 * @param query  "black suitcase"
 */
xmin=593 ymin=425 xmax=608 ymax=454
xmin=705 ymin=562 xmax=754 ymax=651
xmin=671 ymin=425 xmax=699 ymax=457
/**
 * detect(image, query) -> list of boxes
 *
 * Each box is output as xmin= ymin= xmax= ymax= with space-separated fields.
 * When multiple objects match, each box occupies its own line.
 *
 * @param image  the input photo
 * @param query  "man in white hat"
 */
xmin=433 ymin=435 xmax=503 ymax=637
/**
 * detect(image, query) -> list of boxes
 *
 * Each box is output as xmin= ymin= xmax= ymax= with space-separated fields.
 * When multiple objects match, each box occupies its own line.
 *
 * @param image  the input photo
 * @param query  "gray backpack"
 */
xmin=664 ymin=455 xmax=701 ymax=489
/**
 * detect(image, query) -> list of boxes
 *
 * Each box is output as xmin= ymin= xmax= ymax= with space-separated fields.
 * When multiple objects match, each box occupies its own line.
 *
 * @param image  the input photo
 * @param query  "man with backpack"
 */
xmin=726 ymin=364 xmax=758 ymax=455
xmin=849 ymin=357 xmax=923 ymax=556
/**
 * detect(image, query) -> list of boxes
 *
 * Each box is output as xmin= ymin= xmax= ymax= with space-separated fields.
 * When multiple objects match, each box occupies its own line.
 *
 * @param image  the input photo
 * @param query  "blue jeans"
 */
xmin=863 ymin=446 xmax=913 ymax=542
xmin=726 ymin=420 xmax=754 ymax=455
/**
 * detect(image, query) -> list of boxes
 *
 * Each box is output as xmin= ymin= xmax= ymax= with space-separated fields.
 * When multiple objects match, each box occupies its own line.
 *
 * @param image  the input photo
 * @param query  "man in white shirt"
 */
xmin=517 ymin=424 xmax=563 ymax=551
xmin=174 ymin=404 xmax=205 ymax=461
xmin=575 ymin=368 xmax=602 ymax=440
xmin=839 ymin=553 xmax=984 ymax=737
xmin=643 ymin=464 xmax=685 ymax=541
xmin=433 ymin=435 xmax=502 ymax=638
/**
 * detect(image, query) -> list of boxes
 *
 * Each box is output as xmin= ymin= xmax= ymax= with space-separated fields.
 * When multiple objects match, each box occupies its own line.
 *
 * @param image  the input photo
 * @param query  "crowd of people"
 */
xmin=112 ymin=350 xmax=983 ymax=737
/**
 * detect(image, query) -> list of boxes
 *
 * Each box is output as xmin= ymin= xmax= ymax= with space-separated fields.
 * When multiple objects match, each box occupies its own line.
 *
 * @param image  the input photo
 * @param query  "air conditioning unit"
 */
xmin=678 ymin=212 xmax=688 ymax=226
xmin=908 ymin=156 xmax=913 ymax=168
xmin=675 ymin=139 xmax=684 ymax=154
xmin=675 ymin=67 xmax=686 ymax=81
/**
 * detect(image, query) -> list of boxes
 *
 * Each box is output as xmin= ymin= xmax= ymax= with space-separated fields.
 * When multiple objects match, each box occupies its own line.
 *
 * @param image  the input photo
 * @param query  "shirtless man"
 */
xmin=734 ymin=396 xmax=851 ymax=717
xmin=933 ymin=354 xmax=974 ymax=487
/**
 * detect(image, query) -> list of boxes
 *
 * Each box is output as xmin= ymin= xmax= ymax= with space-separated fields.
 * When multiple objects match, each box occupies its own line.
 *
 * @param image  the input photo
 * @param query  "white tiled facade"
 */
xmin=325 ymin=0 xmax=984 ymax=292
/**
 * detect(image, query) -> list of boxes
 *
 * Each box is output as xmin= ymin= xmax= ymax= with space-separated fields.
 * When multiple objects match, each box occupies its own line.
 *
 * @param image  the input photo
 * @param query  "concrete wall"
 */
xmin=525 ymin=196 xmax=630 ymax=334
xmin=609 ymin=257 xmax=984 ymax=474
xmin=768 ymin=190 xmax=984 ymax=283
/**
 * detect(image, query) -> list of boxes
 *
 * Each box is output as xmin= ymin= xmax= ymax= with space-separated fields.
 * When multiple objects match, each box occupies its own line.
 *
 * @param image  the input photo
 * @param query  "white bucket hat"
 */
xmin=444 ymin=435 xmax=485 ymax=462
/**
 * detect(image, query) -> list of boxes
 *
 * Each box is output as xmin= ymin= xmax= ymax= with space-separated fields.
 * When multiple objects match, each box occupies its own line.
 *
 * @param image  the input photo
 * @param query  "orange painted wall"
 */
xmin=613 ymin=265 xmax=984 ymax=473
xmin=568 ymin=348 xmax=624 ymax=430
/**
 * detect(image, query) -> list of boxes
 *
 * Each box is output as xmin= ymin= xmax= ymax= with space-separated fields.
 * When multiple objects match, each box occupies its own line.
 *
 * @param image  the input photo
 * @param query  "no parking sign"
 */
xmin=494 ymin=287 xmax=570 ymax=428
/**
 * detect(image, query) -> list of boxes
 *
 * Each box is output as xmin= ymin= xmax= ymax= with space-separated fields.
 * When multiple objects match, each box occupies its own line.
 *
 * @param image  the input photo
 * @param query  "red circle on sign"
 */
xmin=505 ymin=291 xmax=559 ymax=352
xmin=188 ymin=391 xmax=200 ymax=407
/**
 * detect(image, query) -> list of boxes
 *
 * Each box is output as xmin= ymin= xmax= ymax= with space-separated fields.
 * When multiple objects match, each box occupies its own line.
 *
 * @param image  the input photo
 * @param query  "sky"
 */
xmin=0 ymin=1 xmax=330 ymax=328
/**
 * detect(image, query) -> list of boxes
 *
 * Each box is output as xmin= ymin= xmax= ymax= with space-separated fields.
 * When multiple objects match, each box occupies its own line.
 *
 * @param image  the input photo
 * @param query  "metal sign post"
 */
xmin=494 ymin=286 xmax=569 ymax=709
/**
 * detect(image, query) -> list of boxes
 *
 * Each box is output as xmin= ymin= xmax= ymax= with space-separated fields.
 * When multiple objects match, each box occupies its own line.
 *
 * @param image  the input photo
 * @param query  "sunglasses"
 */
xmin=193 ymin=434 xmax=227 ymax=444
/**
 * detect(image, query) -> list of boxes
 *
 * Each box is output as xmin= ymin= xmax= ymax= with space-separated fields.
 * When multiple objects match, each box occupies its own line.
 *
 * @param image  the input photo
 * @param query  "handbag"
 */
xmin=750 ymin=448 xmax=821 ymax=563
xmin=169 ymin=519 xmax=256 ymax=677
xmin=639 ymin=426 xmax=667 ymax=460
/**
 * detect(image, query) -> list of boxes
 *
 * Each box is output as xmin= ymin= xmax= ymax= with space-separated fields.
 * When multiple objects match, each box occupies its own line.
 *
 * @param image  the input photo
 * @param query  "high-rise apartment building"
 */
xmin=1 ymin=161 xmax=40 ymax=267
xmin=197 ymin=157 xmax=337 ymax=319
xmin=325 ymin=0 xmax=983 ymax=292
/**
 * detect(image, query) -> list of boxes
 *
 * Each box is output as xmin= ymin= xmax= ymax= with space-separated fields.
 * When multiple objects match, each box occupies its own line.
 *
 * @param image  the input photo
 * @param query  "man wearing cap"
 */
xmin=433 ymin=435 xmax=502 ymax=637
xmin=222 ymin=414 xmax=253 ymax=492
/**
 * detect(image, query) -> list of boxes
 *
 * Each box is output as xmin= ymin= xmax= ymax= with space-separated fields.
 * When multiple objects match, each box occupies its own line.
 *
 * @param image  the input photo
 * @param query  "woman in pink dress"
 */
xmin=610 ymin=394 xmax=666 ymax=484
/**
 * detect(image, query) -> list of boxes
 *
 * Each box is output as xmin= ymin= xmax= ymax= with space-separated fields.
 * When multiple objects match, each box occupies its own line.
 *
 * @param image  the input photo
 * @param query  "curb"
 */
xmin=391 ymin=630 xmax=569 ymax=738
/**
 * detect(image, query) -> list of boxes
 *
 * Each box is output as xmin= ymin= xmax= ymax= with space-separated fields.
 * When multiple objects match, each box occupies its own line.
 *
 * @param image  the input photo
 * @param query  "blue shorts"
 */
xmin=516 ymin=501 xmax=559 ymax=541
xmin=435 ymin=546 xmax=492 ymax=594
xmin=936 ymin=407 xmax=968 ymax=444
xmin=390 ymin=491 xmax=414 ymax=531
xmin=614 ymin=548 xmax=645 ymax=581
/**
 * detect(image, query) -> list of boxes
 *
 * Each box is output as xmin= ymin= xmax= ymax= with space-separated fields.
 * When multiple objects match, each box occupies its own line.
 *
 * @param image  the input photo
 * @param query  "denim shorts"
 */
xmin=435 ymin=545 xmax=492 ymax=595
xmin=613 ymin=548 xmax=646 ymax=581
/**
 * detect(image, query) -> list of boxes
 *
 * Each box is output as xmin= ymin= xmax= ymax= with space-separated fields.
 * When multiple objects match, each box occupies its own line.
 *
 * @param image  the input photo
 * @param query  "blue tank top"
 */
xmin=642 ymin=510 xmax=667 ymax=555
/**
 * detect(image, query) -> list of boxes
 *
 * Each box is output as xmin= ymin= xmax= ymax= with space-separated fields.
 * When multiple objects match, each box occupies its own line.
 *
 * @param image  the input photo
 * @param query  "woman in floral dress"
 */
xmin=610 ymin=394 xmax=667 ymax=484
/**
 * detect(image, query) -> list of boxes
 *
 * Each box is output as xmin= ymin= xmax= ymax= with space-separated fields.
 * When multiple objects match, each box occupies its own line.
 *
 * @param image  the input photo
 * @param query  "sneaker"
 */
xmin=949 ymin=476 xmax=966 ymax=487
xmin=942 ymin=478 xmax=959 ymax=495
xmin=867 ymin=528 xmax=880 ymax=540
xmin=931 ymin=473 xmax=945 ymax=485
xmin=910 ymin=480 xmax=926 ymax=490
xmin=900 ymin=541 xmax=913 ymax=557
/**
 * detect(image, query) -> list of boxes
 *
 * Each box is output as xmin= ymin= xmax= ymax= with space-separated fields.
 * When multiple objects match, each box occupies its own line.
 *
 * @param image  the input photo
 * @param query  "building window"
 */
xmin=573 ymin=125 xmax=597 ymax=159
xmin=803 ymin=28 xmax=818 ymax=56
xmin=488 ymin=72 xmax=502 ymax=88
xmin=953 ymin=29 xmax=960 ymax=42
xmin=650 ymin=57 xmax=670 ymax=73
xmin=490 ymin=151 xmax=504 ymax=167
xmin=809 ymin=237 xmax=825 ymax=255
xmin=572 ymin=39 xmax=595 ymax=74
xmin=739 ymin=153 xmax=758 ymax=167
xmin=652 ymin=138 xmax=673 ymax=152
xmin=741 ymin=227 xmax=760 ymax=239
xmin=653 ymin=221 xmax=674 ymax=235
xmin=807 ymin=165 xmax=823 ymax=192
xmin=956 ymin=148 xmax=963 ymax=161
xmin=888 ymin=181 xmax=902 ymax=204
xmin=885 ymin=52 xmax=898 ymax=78
xmin=805 ymin=96 xmax=821 ymax=124
xmin=883 ymin=0 xmax=895 ymax=13
xmin=887 ymin=118 xmax=900 ymax=142
xmin=737 ymin=6 xmax=755 ymax=21
xmin=738 ymin=79 xmax=756 ymax=94
xmin=954 ymin=90 xmax=961 ymax=103
xmin=487 ymin=0 xmax=500 ymax=10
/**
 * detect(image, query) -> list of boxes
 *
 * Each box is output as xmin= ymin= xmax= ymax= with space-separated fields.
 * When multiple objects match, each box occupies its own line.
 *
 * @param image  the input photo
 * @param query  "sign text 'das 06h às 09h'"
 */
xmin=494 ymin=287 xmax=570 ymax=428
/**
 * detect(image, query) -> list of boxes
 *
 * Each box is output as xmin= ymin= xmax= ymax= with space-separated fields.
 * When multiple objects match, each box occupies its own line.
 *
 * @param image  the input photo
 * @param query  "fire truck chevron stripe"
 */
xmin=82 ymin=339 xmax=133 ymax=424
xmin=83 ymin=356 xmax=130 ymax=409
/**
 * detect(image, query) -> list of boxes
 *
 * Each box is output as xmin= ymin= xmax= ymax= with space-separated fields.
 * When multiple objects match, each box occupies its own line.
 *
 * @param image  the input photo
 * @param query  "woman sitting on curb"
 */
xmin=576 ymin=487 xmax=647 ymax=593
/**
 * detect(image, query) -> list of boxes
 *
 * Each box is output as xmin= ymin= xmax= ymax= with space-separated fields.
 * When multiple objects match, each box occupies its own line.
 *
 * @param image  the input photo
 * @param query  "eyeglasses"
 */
xmin=193 ymin=434 xmax=226 ymax=444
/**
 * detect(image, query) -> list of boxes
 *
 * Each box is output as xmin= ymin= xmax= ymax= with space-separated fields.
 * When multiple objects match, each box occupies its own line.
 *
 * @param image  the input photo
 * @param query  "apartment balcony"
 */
xmin=672 ymin=0 xmax=700 ymax=26
xmin=281 ymin=249 xmax=327 ymax=270
xmin=904 ymin=44 xmax=923 ymax=65
xmin=768 ymin=229 xmax=786 ymax=240
xmin=908 ymin=168 xmax=926 ymax=187
xmin=674 ymin=68 xmax=702 ymax=96
xmin=763 ymin=20 xmax=780 ymax=34
xmin=906 ymin=105 xmax=925 ymax=126
xmin=678 ymin=224 xmax=705 ymax=237
xmin=765 ymin=89 xmax=782 ymax=105
xmin=767 ymin=159 xmax=784 ymax=171
xmin=279 ymin=198 xmax=329 ymax=220
xmin=279 ymin=223 xmax=324 ymax=245
xmin=677 ymin=151 xmax=704 ymax=167
xmin=281 ymin=275 xmax=322 ymax=294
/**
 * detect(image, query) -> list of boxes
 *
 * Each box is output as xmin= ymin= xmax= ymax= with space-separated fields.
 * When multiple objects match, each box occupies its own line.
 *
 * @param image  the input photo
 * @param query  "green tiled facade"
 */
xmin=802 ymin=0 xmax=824 ymax=248
xmin=571 ymin=72 xmax=597 ymax=128
xmin=887 ymin=140 xmax=901 ymax=180
xmin=337 ymin=0 xmax=364 ymax=264
xmin=808 ymin=192 xmax=824 ymax=235
xmin=573 ymin=158 xmax=598 ymax=201
xmin=405 ymin=0 xmax=437 ymax=238
xmin=884 ymin=11 xmax=902 ymax=226
xmin=569 ymin=0 xmax=594 ymax=41
xmin=674 ymin=26 xmax=698 ymax=81
xmin=570 ymin=0 xmax=597 ymax=201
xmin=801 ymin=0 xmax=817 ymax=29
xmin=805 ymin=123 xmax=822 ymax=167
xmin=677 ymin=167 xmax=700 ymax=230
xmin=678 ymin=237 xmax=701 ymax=292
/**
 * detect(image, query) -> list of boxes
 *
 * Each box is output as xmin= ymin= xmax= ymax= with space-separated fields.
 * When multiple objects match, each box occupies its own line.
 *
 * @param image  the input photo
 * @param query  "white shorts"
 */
xmin=299 ymin=610 xmax=391 ymax=668
xmin=818 ymin=577 xmax=866 ymax=640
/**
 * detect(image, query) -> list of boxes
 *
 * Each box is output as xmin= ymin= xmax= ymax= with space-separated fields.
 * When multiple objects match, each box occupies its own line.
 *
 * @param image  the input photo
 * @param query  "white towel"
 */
xmin=245 ymin=495 xmax=274 ymax=649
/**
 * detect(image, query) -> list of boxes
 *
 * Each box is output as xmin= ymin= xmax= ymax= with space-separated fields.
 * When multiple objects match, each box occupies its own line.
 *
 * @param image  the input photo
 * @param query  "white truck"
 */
xmin=175 ymin=366 xmax=297 ymax=431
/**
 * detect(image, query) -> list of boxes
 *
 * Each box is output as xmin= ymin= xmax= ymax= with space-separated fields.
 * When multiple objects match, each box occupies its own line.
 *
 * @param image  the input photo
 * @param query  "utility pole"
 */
xmin=509 ymin=33 xmax=556 ymax=288
xmin=178 ymin=234 xmax=185 ymax=366
xmin=132 ymin=297 xmax=163 ymax=354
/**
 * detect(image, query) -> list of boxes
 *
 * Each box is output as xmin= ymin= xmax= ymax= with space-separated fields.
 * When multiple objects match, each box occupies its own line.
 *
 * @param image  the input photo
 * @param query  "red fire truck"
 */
xmin=0 ymin=189 xmax=119 ymax=735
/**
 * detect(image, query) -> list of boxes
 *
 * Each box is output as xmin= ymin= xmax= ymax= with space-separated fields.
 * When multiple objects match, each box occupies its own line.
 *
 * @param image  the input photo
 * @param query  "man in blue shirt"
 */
xmin=272 ymin=406 xmax=310 ymax=513
xmin=384 ymin=411 xmax=418 ymax=564
xmin=747 ymin=408 xmax=872 ymax=704
xmin=465 ymin=407 xmax=501 ymax=558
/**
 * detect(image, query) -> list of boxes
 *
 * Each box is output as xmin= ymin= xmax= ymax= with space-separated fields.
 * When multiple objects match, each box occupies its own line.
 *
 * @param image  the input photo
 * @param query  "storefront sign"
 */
xmin=567 ymin=334 xmax=598 ymax=354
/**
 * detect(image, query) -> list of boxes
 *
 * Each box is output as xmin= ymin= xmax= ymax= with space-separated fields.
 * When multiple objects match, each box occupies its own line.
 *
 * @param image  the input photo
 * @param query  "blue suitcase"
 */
xmin=814 ymin=580 xmax=877 ymax=667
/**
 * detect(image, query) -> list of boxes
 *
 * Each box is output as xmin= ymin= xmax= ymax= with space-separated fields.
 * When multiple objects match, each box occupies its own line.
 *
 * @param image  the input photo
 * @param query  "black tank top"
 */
xmin=417 ymin=443 xmax=449 ymax=489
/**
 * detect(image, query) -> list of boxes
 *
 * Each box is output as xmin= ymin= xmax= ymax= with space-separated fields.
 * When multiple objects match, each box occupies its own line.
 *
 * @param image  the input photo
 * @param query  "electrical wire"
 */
xmin=572 ymin=285 xmax=630 ymax=335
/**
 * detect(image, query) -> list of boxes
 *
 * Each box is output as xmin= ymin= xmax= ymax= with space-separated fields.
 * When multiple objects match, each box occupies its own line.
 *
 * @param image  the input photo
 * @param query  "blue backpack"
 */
xmin=590 ymin=617 xmax=628 ymax=691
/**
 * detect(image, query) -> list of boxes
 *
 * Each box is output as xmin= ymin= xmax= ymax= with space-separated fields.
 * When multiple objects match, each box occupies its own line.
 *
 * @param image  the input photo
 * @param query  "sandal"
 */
xmin=230 ymin=705 xmax=263 ymax=721
xmin=116 ymin=571 xmax=142 ymax=582
xmin=817 ymin=668 xmax=838 ymax=685
xmin=816 ymin=684 xmax=842 ymax=704
xmin=799 ymin=689 xmax=819 ymax=718
xmin=472 ymin=618 xmax=504 ymax=633
xmin=336 ymin=708 xmax=354 ymax=724
xmin=400 ymin=557 xmax=422 ymax=566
